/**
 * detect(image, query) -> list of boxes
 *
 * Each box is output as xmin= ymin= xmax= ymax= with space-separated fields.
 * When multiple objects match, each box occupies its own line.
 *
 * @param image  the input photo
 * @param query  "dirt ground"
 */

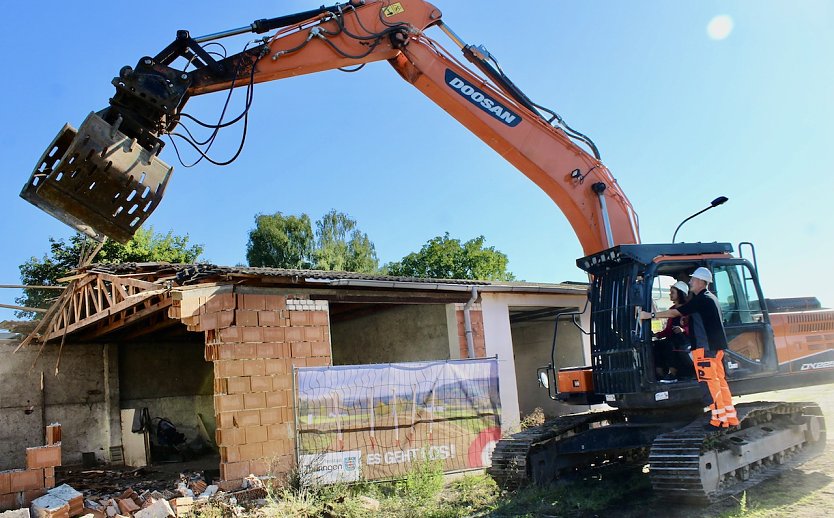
xmin=618 ymin=383 xmax=834 ymax=518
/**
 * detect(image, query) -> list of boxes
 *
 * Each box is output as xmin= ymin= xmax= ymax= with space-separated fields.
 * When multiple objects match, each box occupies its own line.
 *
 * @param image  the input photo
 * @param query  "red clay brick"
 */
xmin=273 ymin=375 xmax=293 ymax=391
xmin=233 ymin=342 xmax=258 ymax=359
xmin=0 ymin=493 xmax=18 ymax=511
xmin=0 ymin=470 xmax=10 ymax=495
xmin=216 ymin=360 xmax=245 ymax=378
xmin=218 ymin=310 xmax=235 ymax=328
xmin=241 ymin=327 xmax=264 ymax=344
xmin=216 ymin=428 xmax=244 ymax=447
xmin=257 ymin=311 xmax=280 ymax=327
xmin=264 ymin=295 xmax=286 ymax=311
xmin=206 ymin=294 xmax=224 ymax=313
xmin=262 ymin=440 xmax=286 ymax=458
xmin=262 ymin=327 xmax=285 ymax=343
xmin=306 ymin=356 xmax=331 ymax=367
xmin=238 ymin=443 xmax=263 ymax=462
xmin=214 ymin=394 xmax=244 ymax=413
xmin=227 ymin=377 xmax=251 ymax=394
xmin=213 ymin=377 xmax=228 ymax=394
xmin=44 ymin=475 xmax=55 ymax=489
xmin=268 ymin=423 xmax=290 ymax=441
xmin=289 ymin=358 xmax=308 ymax=369
xmin=237 ymin=410 xmax=261 ymax=427
xmin=241 ymin=294 xmax=266 ymax=311
xmin=285 ymin=327 xmax=304 ymax=342
xmin=303 ymin=327 xmax=323 ymax=341
xmin=45 ymin=425 xmax=62 ymax=445
xmin=221 ymin=461 xmax=250 ymax=482
xmin=264 ymin=359 xmax=286 ymax=375
xmin=217 ymin=412 xmax=237 ymax=429
xmin=245 ymin=426 xmax=268 ymax=444
xmin=260 ymin=408 xmax=282 ymax=425
xmin=249 ymin=460 xmax=270 ymax=477
xmin=289 ymin=311 xmax=311 ymax=326
xmin=250 ymin=376 xmax=272 ymax=392
xmin=256 ymin=343 xmax=278 ymax=358
xmin=221 ymin=446 xmax=241 ymax=463
xmin=242 ymin=359 xmax=266 ymax=377
xmin=310 ymin=311 xmax=329 ymax=326
xmin=22 ymin=489 xmax=45 ymax=508
xmin=198 ymin=312 xmax=218 ymax=331
xmin=218 ymin=343 xmax=236 ymax=360
xmin=244 ymin=392 xmax=266 ymax=410
xmin=9 ymin=468 xmax=43 ymax=492
xmin=235 ymin=310 xmax=259 ymax=327
xmin=291 ymin=342 xmax=312 ymax=358
xmin=26 ymin=445 xmax=61 ymax=470
xmin=310 ymin=341 xmax=330 ymax=357
xmin=266 ymin=390 xmax=289 ymax=408
xmin=219 ymin=327 xmax=241 ymax=343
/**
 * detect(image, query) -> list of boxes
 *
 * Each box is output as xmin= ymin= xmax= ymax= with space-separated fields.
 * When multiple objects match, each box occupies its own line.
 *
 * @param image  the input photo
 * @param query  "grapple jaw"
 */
xmin=21 ymin=112 xmax=173 ymax=243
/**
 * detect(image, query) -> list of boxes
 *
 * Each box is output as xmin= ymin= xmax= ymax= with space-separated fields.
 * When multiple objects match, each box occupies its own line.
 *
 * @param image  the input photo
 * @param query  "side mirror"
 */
xmin=538 ymin=370 xmax=550 ymax=389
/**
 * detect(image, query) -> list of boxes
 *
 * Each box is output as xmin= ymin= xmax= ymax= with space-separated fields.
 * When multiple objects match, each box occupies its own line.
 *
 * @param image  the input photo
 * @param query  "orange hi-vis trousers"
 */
xmin=692 ymin=348 xmax=739 ymax=427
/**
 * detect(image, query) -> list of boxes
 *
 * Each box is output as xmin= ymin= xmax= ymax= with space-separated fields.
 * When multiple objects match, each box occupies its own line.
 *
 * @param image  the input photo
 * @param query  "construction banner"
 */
xmin=294 ymin=357 xmax=501 ymax=483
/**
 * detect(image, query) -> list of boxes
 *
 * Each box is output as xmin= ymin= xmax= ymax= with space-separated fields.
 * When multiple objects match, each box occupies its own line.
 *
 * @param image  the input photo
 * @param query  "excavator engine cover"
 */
xmin=20 ymin=112 xmax=173 ymax=243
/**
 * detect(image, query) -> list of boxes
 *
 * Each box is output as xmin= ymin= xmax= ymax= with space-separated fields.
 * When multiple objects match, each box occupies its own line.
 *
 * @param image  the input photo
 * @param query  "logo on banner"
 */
xmin=300 ymin=450 xmax=362 ymax=485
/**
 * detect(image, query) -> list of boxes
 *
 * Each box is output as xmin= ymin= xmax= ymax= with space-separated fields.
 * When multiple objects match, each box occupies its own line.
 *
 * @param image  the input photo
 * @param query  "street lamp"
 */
xmin=672 ymin=196 xmax=728 ymax=243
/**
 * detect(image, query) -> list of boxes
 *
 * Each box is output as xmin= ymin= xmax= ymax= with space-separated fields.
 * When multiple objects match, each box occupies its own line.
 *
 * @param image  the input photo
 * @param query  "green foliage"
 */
xmin=246 ymin=210 xmax=378 ymax=273
xmin=394 ymin=459 xmax=445 ymax=503
xmin=384 ymin=232 xmax=515 ymax=281
xmin=246 ymin=212 xmax=315 ymax=269
xmin=16 ymin=228 xmax=203 ymax=318
xmin=314 ymin=209 xmax=379 ymax=273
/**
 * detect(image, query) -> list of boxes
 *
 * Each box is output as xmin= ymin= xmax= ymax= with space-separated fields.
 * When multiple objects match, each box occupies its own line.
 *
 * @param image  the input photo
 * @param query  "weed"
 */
xmin=394 ymin=459 xmax=445 ymax=503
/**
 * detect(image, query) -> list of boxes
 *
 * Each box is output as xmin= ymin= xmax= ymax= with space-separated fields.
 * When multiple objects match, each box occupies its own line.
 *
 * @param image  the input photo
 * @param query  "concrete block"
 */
xmin=133 ymin=499 xmax=173 ymax=518
xmin=26 ymin=446 xmax=61 ymax=470
xmin=30 ymin=495 xmax=69 ymax=518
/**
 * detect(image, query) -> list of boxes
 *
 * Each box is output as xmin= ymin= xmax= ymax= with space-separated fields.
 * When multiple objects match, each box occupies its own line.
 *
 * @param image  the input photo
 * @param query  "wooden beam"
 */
xmin=80 ymin=298 xmax=173 ymax=340
xmin=119 ymin=316 xmax=182 ymax=341
xmin=95 ymin=273 xmax=161 ymax=291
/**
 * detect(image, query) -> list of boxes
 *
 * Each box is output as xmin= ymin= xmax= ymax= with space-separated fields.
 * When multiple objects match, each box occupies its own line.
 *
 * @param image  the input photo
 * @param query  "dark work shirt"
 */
xmin=676 ymin=290 xmax=728 ymax=351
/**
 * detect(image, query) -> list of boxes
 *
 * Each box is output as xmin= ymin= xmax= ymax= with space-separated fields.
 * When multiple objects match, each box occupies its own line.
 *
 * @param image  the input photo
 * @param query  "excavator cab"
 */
xmin=541 ymin=242 xmax=782 ymax=409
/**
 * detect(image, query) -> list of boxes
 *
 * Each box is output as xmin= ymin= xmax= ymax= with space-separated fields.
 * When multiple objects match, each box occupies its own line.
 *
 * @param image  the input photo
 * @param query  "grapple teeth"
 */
xmin=20 ymin=112 xmax=173 ymax=243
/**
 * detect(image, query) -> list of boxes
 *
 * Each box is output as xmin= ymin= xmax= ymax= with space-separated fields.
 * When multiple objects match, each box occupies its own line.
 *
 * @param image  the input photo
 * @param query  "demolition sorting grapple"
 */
xmin=21 ymin=112 xmax=173 ymax=243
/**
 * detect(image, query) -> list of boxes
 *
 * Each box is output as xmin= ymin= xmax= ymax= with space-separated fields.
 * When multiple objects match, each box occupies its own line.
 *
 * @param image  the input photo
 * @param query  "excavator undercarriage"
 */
xmin=489 ymin=401 xmax=826 ymax=502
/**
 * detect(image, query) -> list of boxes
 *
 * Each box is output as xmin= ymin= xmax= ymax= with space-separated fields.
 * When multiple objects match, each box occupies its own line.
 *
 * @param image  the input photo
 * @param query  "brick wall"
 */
xmin=0 ymin=426 xmax=61 ymax=511
xmin=171 ymin=291 xmax=331 ymax=487
xmin=456 ymin=306 xmax=485 ymax=358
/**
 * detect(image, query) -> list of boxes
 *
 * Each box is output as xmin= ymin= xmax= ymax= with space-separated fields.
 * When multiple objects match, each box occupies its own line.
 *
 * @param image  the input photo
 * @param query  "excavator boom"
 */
xmin=21 ymin=0 xmax=638 ymax=253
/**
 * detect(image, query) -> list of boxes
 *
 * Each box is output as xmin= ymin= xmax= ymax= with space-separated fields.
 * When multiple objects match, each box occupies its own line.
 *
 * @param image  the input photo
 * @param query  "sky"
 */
xmin=1 ymin=1 xmax=832 ymax=322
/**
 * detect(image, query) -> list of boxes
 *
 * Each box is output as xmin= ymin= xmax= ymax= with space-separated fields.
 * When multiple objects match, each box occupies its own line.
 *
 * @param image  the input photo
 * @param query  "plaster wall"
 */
xmin=510 ymin=319 xmax=587 ymax=418
xmin=330 ymin=304 xmax=451 ymax=365
xmin=0 ymin=340 xmax=113 ymax=469
xmin=480 ymin=291 xmax=588 ymax=432
xmin=119 ymin=341 xmax=215 ymax=441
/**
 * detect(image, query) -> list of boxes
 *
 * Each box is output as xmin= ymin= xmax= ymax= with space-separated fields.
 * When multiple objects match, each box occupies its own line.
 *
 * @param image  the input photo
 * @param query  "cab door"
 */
xmin=708 ymin=260 xmax=777 ymax=378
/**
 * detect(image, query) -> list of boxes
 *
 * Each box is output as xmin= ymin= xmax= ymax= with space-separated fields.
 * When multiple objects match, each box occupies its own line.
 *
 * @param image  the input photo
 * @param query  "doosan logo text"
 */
xmin=445 ymin=70 xmax=521 ymax=127
xmin=800 ymin=360 xmax=834 ymax=371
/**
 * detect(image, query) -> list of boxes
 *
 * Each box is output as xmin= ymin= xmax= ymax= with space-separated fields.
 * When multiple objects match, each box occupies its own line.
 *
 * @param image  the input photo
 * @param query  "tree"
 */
xmin=314 ymin=210 xmax=379 ymax=273
xmin=246 ymin=210 xmax=378 ymax=273
xmin=17 ymin=227 xmax=203 ymax=318
xmin=246 ymin=212 xmax=314 ymax=269
xmin=384 ymin=233 xmax=515 ymax=281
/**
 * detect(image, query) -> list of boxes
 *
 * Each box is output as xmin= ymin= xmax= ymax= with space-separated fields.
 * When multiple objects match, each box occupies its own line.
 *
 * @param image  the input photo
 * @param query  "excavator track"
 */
xmin=489 ymin=410 xmax=627 ymax=489
xmin=649 ymin=402 xmax=826 ymax=503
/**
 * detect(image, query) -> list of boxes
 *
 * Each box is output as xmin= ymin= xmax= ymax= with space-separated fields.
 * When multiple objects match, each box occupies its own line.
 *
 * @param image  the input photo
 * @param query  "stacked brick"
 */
xmin=0 ymin=425 xmax=62 ymax=511
xmin=171 ymin=290 xmax=332 ymax=487
xmin=456 ymin=305 xmax=486 ymax=358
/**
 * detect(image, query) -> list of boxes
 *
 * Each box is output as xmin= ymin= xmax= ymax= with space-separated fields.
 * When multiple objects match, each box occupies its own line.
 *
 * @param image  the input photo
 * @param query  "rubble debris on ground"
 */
xmin=0 ymin=425 xmax=63 ymax=511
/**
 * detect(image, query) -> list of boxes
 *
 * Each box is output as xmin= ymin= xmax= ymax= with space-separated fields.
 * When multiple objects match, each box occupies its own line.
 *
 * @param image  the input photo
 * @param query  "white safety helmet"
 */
xmin=671 ymin=280 xmax=689 ymax=296
xmin=690 ymin=267 xmax=713 ymax=283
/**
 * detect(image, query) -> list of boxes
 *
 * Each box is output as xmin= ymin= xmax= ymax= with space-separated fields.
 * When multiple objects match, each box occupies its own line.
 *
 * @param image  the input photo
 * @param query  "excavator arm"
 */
xmin=22 ymin=0 xmax=638 ymax=254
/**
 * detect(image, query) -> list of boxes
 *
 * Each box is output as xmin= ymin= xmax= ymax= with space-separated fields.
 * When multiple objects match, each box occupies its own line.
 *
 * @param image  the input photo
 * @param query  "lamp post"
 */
xmin=672 ymin=196 xmax=728 ymax=243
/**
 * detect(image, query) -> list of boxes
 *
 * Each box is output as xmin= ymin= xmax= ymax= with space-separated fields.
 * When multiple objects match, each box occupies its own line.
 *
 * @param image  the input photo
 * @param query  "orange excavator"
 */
xmin=20 ymin=0 xmax=834 ymax=501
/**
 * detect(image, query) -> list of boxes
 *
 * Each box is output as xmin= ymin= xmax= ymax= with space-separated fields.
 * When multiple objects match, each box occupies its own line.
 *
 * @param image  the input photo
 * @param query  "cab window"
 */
xmin=712 ymin=264 xmax=764 ymax=325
